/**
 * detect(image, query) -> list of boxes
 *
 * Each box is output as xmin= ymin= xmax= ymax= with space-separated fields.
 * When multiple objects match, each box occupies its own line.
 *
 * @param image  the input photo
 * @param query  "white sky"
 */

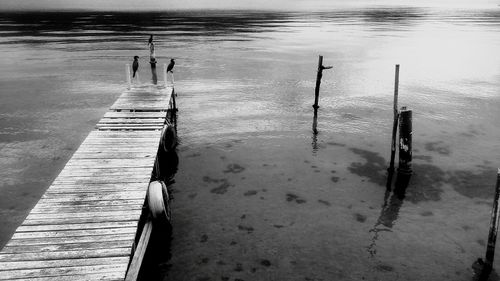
xmin=0 ymin=0 xmax=498 ymax=11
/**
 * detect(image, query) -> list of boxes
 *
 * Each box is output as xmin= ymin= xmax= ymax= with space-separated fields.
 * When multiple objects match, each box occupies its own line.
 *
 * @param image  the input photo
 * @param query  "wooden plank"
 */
xmin=48 ymin=182 xmax=147 ymax=189
xmin=31 ymin=203 xmax=142 ymax=214
xmin=56 ymin=169 xmax=152 ymax=177
xmin=53 ymin=172 xmax=151 ymax=179
xmin=125 ymin=218 xmax=153 ymax=281
xmin=1 ymin=241 xmax=132 ymax=254
xmin=95 ymin=123 xmax=164 ymax=128
xmin=33 ymin=199 xmax=144 ymax=208
xmin=17 ymin=221 xmax=138 ymax=232
xmin=23 ymin=214 xmax=140 ymax=226
xmin=5 ymin=273 xmax=123 ymax=281
xmin=12 ymin=227 xmax=137 ymax=239
xmin=6 ymin=234 xmax=134 ymax=246
xmin=103 ymin=112 xmax=166 ymax=118
xmin=0 ymin=248 xmax=130 ymax=261
xmin=26 ymin=209 xmax=143 ymax=220
xmin=0 ymin=263 xmax=128 ymax=280
xmin=96 ymin=126 xmax=163 ymax=131
xmin=97 ymin=119 xmax=164 ymax=123
xmin=40 ymin=191 xmax=145 ymax=201
xmin=86 ymin=131 xmax=161 ymax=138
xmin=44 ymin=188 xmax=146 ymax=196
xmin=0 ymin=256 xmax=129 ymax=271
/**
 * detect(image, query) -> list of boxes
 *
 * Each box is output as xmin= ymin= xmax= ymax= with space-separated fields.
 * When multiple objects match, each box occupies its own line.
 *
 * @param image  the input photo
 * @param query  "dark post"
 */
xmin=313 ymin=55 xmax=324 ymax=110
xmin=397 ymin=106 xmax=412 ymax=175
xmin=479 ymin=169 xmax=500 ymax=280
xmin=312 ymin=110 xmax=318 ymax=134
xmin=388 ymin=64 xmax=400 ymax=175
xmin=151 ymin=59 xmax=158 ymax=85
xmin=312 ymin=55 xmax=332 ymax=134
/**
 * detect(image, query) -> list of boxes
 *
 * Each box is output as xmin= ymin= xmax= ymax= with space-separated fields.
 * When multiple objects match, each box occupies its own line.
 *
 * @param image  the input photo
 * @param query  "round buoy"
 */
xmin=147 ymin=181 xmax=171 ymax=224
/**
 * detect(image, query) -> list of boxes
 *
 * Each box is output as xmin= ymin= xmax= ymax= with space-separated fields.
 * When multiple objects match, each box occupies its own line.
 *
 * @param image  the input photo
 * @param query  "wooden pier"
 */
xmin=0 ymin=84 xmax=175 ymax=280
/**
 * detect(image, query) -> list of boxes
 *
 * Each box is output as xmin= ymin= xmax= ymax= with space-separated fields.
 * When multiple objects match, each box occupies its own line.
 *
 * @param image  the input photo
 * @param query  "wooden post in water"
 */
xmin=126 ymin=63 xmax=132 ymax=89
xmin=388 ymin=64 xmax=400 ymax=176
xmin=479 ymin=169 xmax=500 ymax=281
xmin=397 ymin=107 xmax=412 ymax=175
xmin=150 ymin=60 xmax=158 ymax=85
xmin=312 ymin=55 xmax=332 ymax=133
xmin=313 ymin=55 xmax=324 ymax=110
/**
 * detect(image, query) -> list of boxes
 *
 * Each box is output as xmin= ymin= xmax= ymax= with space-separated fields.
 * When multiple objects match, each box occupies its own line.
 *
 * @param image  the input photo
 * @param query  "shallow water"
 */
xmin=1 ymin=7 xmax=500 ymax=280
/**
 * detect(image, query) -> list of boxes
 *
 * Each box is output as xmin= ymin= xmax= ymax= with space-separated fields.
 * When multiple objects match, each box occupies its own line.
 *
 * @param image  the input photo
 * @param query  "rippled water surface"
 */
xmin=1 ymin=8 xmax=500 ymax=280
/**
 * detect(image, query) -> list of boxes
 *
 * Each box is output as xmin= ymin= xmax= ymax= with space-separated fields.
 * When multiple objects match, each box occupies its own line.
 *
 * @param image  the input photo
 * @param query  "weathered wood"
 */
xmin=0 ymin=248 xmax=130 ymax=262
xmin=30 ymin=204 xmax=142 ymax=214
xmin=1 ymin=241 xmax=131 ymax=254
xmin=397 ymin=107 xmax=412 ymax=175
xmin=0 ymin=84 xmax=174 ymax=280
xmin=6 ymin=235 xmax=134 ymax=246
xmin=0 ymin=263 xmax=128 ymax=280
xmin=5 ymin=273 xmax=123 ymax=281
xmin=103 ymin=112 xmax=166 ymax=118
xmin=388 ymin=64 xmax=400 ymax=176
xmin=16 ymin=221 xmax=138 ymax=232
xmin=125 ymin=218 xmax=153 ymax=281
xmin=11 ymin=227 xmax=137 ymax=239
xmin=0 ymin=256 xmax=128 ymax=271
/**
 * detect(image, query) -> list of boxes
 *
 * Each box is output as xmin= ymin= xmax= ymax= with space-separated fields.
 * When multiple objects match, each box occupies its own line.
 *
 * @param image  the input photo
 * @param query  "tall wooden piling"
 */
xmin=479 ymin=169 xmax=500 ymax=280
xmin=397 ymin=107 xmax=412 ymax=175
xmin=388 ymin=64 xmax=400 ymax=175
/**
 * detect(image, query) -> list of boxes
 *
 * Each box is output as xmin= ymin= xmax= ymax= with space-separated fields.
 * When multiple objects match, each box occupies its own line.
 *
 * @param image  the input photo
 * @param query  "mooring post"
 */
xmin=163 ymin=63 xmax=168 ymax=86
xmin=397 ymin=106 xmax=412 ymax=175
xmin=479 ymin=169 xmax=500 ymax=281
xmin=126 ymin=63 xmax=132 ymax=89
xmin=388 ymin=64 xmax=400 ymax=176
xmin=312 ymin=55 xmax=332 ymax=133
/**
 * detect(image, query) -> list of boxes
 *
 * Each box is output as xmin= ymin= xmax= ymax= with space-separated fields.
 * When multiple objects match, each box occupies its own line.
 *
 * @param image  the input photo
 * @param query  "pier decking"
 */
xmin=0 ymin=85 xmax=174 ymax=280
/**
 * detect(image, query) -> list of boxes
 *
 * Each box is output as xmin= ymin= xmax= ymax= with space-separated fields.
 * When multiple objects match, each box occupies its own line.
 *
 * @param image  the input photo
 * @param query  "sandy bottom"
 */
xmin=136 ymin=130 xmax=500 ymax=281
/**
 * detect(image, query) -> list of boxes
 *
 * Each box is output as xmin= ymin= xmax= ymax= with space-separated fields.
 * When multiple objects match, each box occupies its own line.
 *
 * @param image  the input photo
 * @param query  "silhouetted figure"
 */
xmin=132 ymin=56 xmax=139 ymax=78
xmin=148 ymin=34 xmax=153 ymax=45
xmin=167 ymin=59 xmax=175 ymax=73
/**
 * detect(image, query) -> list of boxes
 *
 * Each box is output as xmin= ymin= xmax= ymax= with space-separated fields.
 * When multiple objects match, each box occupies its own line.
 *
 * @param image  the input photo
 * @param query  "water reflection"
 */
xmin=367 ymin=173 xmax=411 ymax=257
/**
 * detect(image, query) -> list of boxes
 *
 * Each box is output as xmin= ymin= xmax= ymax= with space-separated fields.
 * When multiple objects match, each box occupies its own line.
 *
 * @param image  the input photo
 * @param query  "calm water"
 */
xmin=1 ymin=7 xmax=500 ymax=280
